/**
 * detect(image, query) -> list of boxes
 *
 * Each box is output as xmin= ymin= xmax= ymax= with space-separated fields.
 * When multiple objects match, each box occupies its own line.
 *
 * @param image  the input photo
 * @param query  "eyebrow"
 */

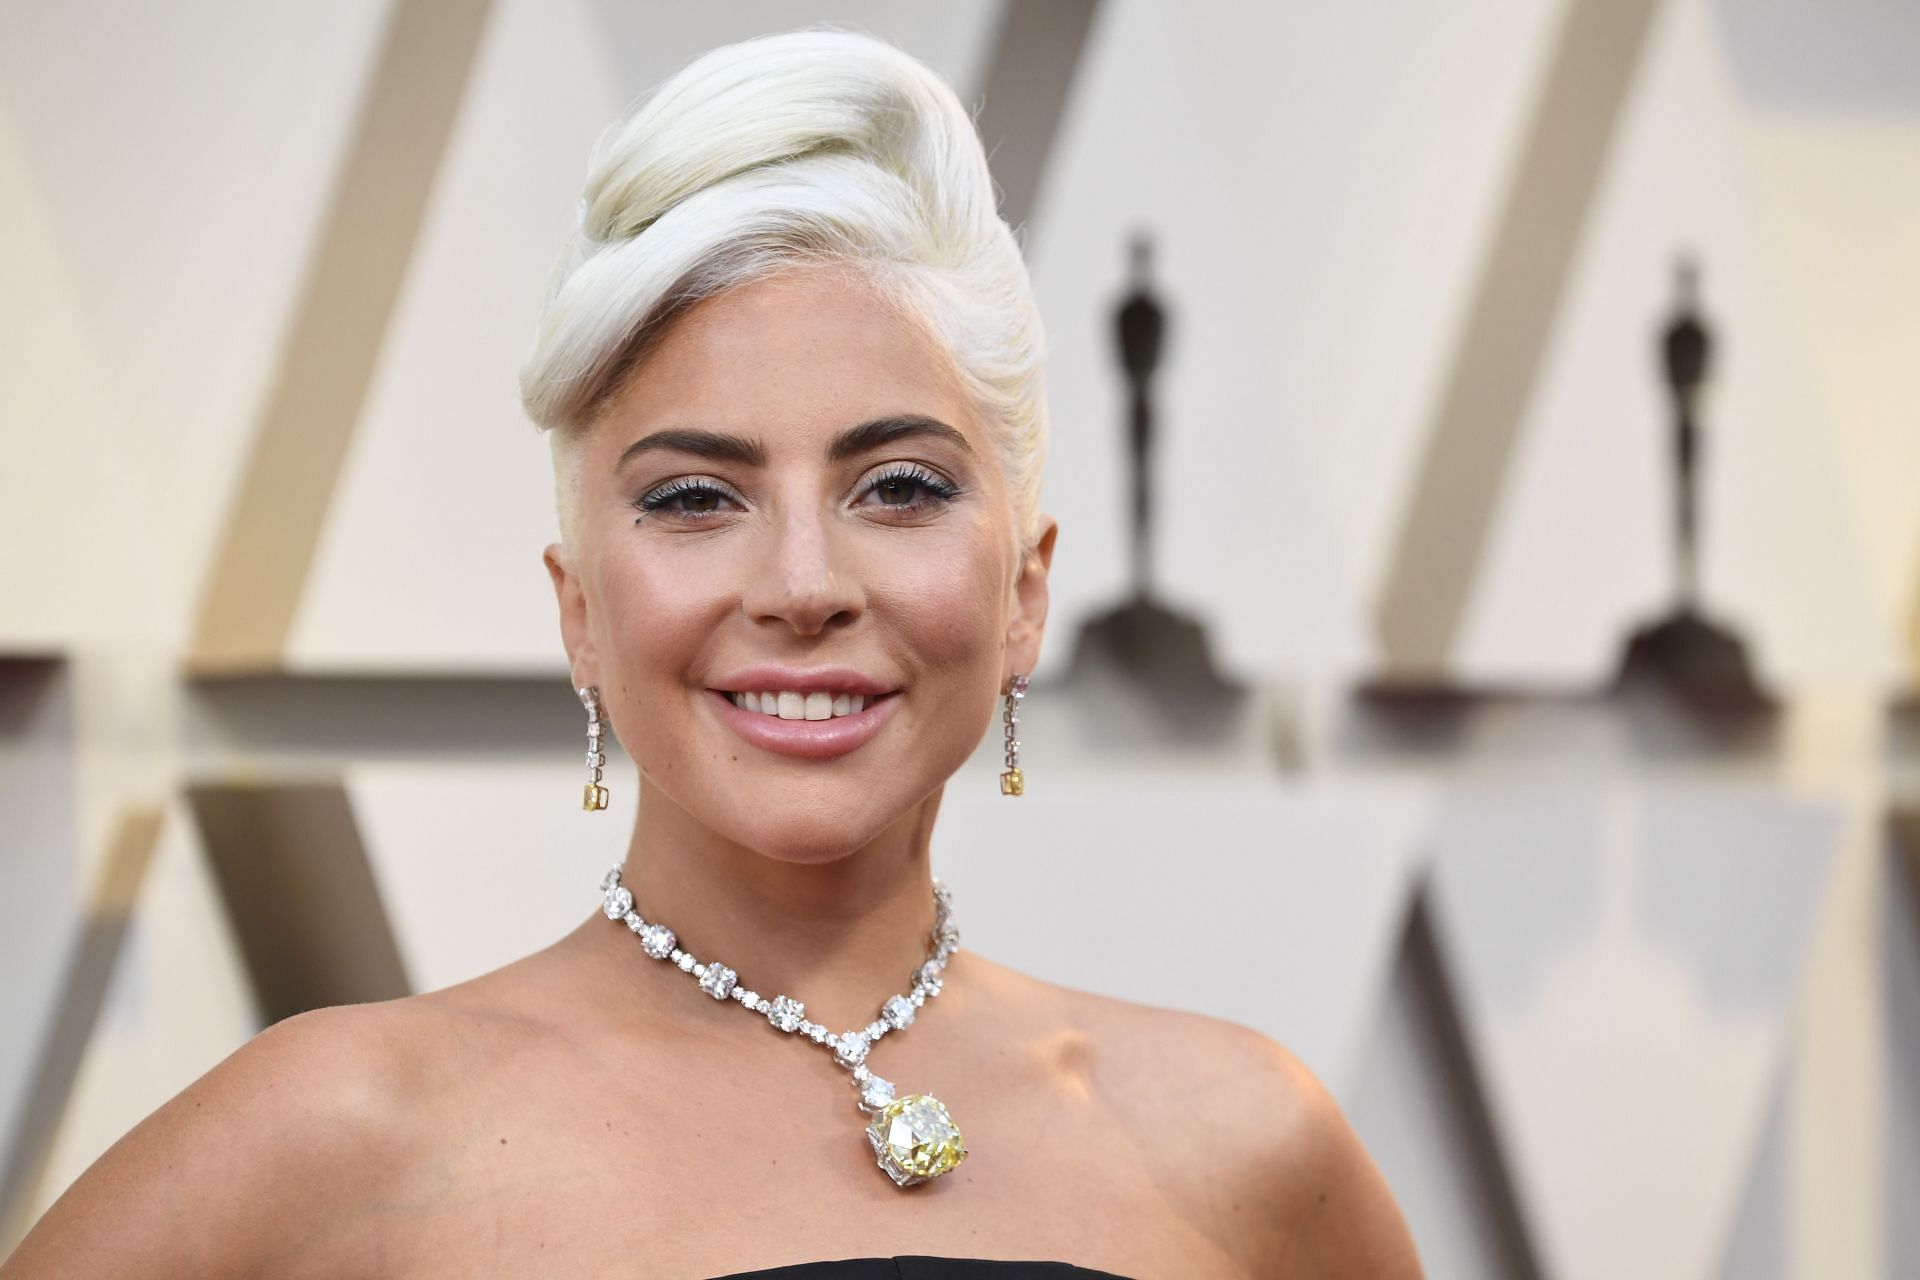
xmin=826 ymin=415 xmax=974 ymax=462
xmin=616 ymin=428 xmax=764 ymax=469
xmin=615 ymin=414 xmax=973 ymax=472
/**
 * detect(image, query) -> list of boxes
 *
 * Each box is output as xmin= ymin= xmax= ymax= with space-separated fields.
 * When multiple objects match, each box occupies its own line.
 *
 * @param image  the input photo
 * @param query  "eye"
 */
xmin=632 ymin=477 xmax=742 ymax=522
xmin=855 ymin=463 xmax=962 ymax=514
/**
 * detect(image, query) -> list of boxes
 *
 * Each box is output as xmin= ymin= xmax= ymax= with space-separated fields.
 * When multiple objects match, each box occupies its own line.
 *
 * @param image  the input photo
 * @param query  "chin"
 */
xmin=718 ymin=774 xmax=936 ymax=865
xmin=732 ymin=819 xmax=891 ymax=865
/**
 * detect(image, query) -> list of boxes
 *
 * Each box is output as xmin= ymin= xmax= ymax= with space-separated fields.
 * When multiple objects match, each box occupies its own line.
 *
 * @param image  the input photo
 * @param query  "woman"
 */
xmin=6 ymin=27 xmax=1419 ymax=1279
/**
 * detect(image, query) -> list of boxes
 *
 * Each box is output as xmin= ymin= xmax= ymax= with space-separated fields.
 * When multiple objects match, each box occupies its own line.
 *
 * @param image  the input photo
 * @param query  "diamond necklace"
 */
xmin=598 ymin=865 xmax=970 ymax=1187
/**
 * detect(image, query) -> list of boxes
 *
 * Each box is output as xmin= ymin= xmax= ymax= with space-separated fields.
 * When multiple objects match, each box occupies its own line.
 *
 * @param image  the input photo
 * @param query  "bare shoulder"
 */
xmin=1005 ymin=968 xmax=1424 ymax=1279
xmin=4 ymin=980 xmax=537 ymax=1279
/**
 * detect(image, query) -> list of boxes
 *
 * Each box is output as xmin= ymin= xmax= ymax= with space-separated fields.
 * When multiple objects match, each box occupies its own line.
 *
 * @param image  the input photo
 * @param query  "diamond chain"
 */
xmin=1001 ymin=673 xmax=1026 ymax=771
xmin=599 ymin=866 xmax=959 ymax=1115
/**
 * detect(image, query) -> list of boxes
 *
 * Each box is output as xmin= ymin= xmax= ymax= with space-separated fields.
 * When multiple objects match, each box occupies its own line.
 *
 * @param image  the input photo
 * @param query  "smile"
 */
xmin=708 ymin=687 xmax=899 ymax=759
xmin=728 ymin=690 xmax=873 ymax=720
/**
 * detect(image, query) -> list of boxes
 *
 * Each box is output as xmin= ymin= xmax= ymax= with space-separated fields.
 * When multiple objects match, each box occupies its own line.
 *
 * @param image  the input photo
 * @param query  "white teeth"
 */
xmin=731 ymin=690 xmax=883 ymax=720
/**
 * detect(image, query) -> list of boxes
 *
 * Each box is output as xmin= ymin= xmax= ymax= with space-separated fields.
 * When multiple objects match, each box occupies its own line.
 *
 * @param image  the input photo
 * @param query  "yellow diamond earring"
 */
xmin=999 ymin=673 xmax=1028 ymax=796
xmin=579 ymin=685 xmax=610 ymax=811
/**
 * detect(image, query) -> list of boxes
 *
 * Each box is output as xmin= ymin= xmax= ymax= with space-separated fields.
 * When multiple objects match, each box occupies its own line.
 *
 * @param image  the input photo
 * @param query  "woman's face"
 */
xmin=545 ymin=266 xmax=1055 ymax=863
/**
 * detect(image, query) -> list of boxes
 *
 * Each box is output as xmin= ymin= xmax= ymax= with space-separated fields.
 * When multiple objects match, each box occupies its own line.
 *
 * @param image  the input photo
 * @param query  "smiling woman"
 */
xmin=3 ymin=25 xmax=1417 ymax=1280
xmin=540 ymin=262 xmax=1034 ymax=871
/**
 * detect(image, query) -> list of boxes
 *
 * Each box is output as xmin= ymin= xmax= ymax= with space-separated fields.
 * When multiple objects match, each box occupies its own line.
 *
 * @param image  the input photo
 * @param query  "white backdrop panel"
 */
xmin=1426 ymin=780 xmax=1840 ymax=1280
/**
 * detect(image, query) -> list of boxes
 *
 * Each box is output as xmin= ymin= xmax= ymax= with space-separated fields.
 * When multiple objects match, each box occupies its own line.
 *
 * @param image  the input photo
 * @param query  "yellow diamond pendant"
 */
xmin=999 ymin=768 xmax=1024 ymax=796
xmin=866 ymin=1093 xmax=967 ymax=1186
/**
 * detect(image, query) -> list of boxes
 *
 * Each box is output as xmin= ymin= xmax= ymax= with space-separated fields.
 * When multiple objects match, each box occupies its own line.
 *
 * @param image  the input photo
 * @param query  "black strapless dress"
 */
xmin=708 ymin=1258 xmax=1137 ymax=1279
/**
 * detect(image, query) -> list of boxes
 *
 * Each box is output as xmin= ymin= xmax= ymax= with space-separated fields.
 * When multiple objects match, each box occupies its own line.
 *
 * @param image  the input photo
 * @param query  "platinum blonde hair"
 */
xmin=519 ymin=26 xmax=1049 ymax=553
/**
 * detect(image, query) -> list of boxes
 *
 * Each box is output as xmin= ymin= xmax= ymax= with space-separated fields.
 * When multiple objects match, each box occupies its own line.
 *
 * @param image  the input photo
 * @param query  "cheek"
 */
xmin=866 ymin=533 xmax=1009 ymax=677
xmin=590 ymin=513 xmax=1013 ymax=696
xmin=592 ymin=541 xmax=729 ymax=684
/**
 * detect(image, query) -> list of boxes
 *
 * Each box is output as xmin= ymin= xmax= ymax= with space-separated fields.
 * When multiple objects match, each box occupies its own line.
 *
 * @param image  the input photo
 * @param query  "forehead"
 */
xmin=596 ymin=267 xmax=977 ymax=448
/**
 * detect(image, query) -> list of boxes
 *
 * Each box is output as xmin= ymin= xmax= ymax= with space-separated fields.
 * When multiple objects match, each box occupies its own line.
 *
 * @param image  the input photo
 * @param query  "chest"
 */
xmin=358 ymin=1050 xmax=1251 ymax=1280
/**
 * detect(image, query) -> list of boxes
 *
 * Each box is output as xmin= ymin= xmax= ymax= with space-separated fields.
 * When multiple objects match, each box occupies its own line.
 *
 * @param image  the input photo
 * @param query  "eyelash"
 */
xmin=631 ymin=464 xmax=962 ymax=522
xmin=862 ymin=463 xmax=963 ymax=511
xmin=633 ymin=476 xmax=735 ymax=520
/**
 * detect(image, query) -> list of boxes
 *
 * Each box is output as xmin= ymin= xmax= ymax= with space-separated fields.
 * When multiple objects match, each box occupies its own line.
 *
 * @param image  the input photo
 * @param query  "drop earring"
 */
xmin=579 ymin=685 xmax=609 ymax=811
xmin=999 ymin=672 xmax=1029 ymax=796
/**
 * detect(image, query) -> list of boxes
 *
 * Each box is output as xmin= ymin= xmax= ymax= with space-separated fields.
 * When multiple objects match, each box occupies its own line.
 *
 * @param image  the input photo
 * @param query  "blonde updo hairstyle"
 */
xmin=519 ymin=27 xmax=1048 ymax=557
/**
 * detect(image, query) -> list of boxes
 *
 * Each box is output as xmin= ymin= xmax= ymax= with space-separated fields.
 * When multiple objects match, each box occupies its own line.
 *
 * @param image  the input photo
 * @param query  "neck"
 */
xmin=608 ymin=773 xmax=946 ymax=1038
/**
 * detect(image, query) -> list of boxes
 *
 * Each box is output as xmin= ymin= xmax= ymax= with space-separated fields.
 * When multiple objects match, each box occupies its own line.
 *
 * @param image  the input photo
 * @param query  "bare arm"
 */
xmin=1145 ymin=1013 xmax=1421 ymax=1279
xmin=2 ymin=1006 xmax=408 ymax=1279
xmin=1240 ymin=1035 xmax=1423 ymax=1278
xmin=1105 ymin=1001 xmax=1423 ymax=1278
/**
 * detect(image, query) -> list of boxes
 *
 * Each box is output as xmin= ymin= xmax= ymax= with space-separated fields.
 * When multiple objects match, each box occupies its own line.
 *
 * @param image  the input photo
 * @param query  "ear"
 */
xmin=543 ymin=541 xmax=597 ymax=689
xmin=1005 ymin=515 xmax=1058 ymax=681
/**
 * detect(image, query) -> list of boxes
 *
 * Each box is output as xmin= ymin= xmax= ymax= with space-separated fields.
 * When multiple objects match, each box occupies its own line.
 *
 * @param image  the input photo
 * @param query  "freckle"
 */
xmin=500 ymin=1137 xmax=508 ymax=1145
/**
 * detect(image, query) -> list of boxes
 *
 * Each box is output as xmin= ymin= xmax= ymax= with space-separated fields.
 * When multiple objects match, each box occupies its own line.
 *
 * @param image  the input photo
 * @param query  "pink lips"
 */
xmin=707 ymin=687 xmax=899 ymax=759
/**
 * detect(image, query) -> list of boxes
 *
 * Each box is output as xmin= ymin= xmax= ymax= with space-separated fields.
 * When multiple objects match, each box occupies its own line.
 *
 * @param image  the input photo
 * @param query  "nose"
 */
xmin=741 ymin=504 xmax=863 ymax=636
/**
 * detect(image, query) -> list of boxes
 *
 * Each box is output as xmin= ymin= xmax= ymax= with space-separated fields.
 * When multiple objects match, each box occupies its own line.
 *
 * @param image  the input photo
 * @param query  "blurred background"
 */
xmin=3 ymin=1 xmax=1918 ymax=1275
